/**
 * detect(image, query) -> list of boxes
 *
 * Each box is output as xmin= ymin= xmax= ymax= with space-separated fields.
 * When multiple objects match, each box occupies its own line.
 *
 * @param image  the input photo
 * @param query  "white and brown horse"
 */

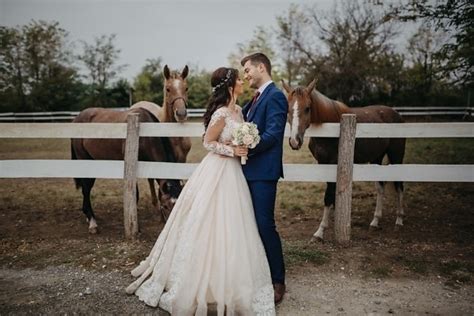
xmin=131 ymin=65 xmax=192 ymax=210
xmin=282 ymin=79 xmax=406 ymax=241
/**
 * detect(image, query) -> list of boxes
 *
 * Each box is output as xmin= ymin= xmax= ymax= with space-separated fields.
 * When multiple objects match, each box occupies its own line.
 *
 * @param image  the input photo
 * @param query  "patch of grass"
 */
xmin=439 ymin=260 xmax=473 ymax=274
xmin=371 ymin=265 xmax=392 ymax=278
xmin=405 ymin=138 xmax=474 ymax=164
xmin=402 ymin=258 xmax=429 ymax=274
xmin=283 ymin=241 xmax=329 ymax=267
xmin=439 ymin=260 xmax=473 ymax=284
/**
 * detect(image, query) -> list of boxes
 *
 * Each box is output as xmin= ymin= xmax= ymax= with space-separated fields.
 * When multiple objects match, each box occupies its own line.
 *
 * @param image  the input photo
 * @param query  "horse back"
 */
xmin=351 ymin=105 xmax=403 ymax=124
xmin=311 ymin=105 xmax=404 ymax=165
xmin=73 ymin=107 xmax=161 ymax=161
xmin=73 ymin=107 xmax=130 ymax=123
xmin=131 ymin=101 xmax=163 ymax=122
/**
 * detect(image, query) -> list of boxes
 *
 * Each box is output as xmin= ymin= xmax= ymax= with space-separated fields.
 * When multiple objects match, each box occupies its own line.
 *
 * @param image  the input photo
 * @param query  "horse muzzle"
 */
xmin=289 ymin=135 xmax=303 ymax=150
xmin=175 ymin=109 xmax=188 ymax=122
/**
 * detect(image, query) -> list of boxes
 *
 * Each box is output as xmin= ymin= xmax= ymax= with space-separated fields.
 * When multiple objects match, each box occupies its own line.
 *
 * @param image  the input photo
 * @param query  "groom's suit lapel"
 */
xmin=247 ymin=83 xmax=274 ymax=122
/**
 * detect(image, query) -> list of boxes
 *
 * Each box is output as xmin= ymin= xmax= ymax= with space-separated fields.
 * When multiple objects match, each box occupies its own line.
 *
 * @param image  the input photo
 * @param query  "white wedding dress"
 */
xmin=126 ymin=106 xmax=276 ymax=316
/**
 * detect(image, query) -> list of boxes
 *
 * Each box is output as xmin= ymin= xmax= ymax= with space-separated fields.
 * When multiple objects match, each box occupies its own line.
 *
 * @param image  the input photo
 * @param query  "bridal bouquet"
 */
xmin=232 ymin=122 xmax=260 ymax=165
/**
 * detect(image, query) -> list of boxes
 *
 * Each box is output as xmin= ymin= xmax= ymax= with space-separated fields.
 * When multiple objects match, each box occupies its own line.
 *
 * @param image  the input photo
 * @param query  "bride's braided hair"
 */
xmin=203 ymin=67 xmax=239 ymax=130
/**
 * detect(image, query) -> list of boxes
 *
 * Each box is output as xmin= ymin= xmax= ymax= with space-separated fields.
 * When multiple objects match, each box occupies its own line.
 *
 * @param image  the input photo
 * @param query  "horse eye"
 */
xmin=305 ymin=107 xmax=310 ymax=114
xmin=166 ymin=87 xmax=170 ymax=92
xmin=185 ymin=87 xmax=188 ymax=92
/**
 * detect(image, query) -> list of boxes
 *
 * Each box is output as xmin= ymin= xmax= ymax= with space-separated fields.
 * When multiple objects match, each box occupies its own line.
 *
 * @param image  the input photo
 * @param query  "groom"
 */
xmin=241 ymin=53 xmax=288 ymax=304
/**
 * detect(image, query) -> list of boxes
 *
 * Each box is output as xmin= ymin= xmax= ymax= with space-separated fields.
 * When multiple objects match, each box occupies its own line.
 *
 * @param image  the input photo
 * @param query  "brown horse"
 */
xmin=71 ymin=107 xmax=183 ymax=234
xmin=282 ymin=79 xmax=406 ymax=241
xmin=72 ymin=65 xmax=189 ymax=233
xmin=131 ymin=65 xmax=192 ymax=209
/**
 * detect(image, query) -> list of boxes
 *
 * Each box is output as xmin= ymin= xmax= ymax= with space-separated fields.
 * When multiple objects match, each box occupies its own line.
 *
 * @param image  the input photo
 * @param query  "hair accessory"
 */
xmin=212 ymin=69 xmax=233 ymax=93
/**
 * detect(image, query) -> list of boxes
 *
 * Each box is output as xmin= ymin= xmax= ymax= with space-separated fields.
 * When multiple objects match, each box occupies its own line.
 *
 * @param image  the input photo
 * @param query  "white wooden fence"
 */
xmin=0 ymin=106 xmax=473 ymax=122
xmin=0 ymin=117 xmax=473 ymax=242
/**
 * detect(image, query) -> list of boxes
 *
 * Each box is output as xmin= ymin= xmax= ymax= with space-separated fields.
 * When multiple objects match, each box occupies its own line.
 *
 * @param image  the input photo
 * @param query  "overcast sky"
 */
xmin=1 ymin=0 xmax=335 ymax=80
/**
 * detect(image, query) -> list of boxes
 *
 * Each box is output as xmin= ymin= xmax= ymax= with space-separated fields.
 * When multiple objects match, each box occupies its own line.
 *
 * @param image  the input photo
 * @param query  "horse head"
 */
xmin=163 ymin=65 xmax=189 ymax=122
xmin=282 ymin=78 xmax=317 ymax=150
xmin=157 ymin=179 xmax=183 ymax=221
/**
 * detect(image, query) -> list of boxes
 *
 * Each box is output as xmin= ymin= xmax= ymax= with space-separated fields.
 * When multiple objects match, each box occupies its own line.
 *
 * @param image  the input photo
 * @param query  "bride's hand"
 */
xmin=233 ymin=145 xmax=248 ymax=157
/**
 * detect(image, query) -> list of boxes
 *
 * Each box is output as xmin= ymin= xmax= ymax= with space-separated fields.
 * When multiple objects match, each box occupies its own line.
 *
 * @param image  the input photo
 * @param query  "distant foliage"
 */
xmin=229 ymin=0 xmax=471 ymax=107
xmin=0 ymin=21 xmax=130 ymax=112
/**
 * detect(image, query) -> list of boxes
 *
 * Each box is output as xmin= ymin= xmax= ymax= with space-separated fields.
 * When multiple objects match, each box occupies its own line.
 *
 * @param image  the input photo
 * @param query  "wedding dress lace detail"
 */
xmin=203 ymin=106 xmax=243 ymax=157
xmin=126 ymin=103 xmax=275 ymax=315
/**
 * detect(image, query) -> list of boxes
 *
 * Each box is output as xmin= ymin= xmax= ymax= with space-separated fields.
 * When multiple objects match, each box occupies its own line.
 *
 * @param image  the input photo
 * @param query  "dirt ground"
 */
xmin=1 ymin=179 xmax=473 ymax=315
xmin=1 ymin=138 xmax=473 ymax=315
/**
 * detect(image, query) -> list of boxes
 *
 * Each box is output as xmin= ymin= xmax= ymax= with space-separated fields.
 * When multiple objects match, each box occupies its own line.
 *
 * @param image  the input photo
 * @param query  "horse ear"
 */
xmin=181 ymin=65 xmax=189 ymax=79
xmin=306 ymin=78 xmax=318 ymax=92
xmin=281 ymin=80 xmax=291 ymax=94
xmin=163 ymin=65 xmax=171 ymax=80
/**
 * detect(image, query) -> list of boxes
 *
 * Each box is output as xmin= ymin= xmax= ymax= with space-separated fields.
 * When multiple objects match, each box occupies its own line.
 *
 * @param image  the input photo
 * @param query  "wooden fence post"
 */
xmin=334 ymin=114 xmax=357 ymax=243
xmin=123 ymin=113 xmax=140 ymax=240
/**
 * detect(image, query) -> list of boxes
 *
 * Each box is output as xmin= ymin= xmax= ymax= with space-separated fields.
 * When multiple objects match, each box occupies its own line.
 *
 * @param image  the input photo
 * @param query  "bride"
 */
xmin=126 ymin=67 xmax=276 ymax=315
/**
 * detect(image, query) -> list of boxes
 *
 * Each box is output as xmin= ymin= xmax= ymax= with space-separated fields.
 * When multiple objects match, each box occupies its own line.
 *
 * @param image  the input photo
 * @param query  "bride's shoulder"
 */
xmin=209 ymin=106 xmax=230 ymax=125
xmin=212 ymin=106 xmax=231 ymax=117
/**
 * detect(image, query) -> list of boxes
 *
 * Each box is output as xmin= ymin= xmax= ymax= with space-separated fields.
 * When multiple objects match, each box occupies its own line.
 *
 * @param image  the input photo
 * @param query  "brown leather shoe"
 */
xmin=273 ymin=283 xmax=286 ymax=305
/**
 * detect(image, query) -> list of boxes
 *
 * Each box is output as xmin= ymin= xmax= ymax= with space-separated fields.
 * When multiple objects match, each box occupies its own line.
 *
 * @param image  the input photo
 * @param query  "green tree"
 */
xmin=275 ymin=4 xmax=313 ymax=85
xmin=0 ymin=20 xmax=81 ymax=111
xmin=228 ymin=26 xmax=279 ymax=103
xmin=106 ymin=78 xmax=131 ymax=108
xmin=78 ymin=34 xmax=127 ymax=106
xmin=0 ymin=26 xmax=27 ymax=111
xmin=132 ymin=58 xmax=164 ymax=104
xmin=186 ymin=66 xmax=211 ymax=108
xmin=275 ymin=1 xmax=398 ymax=104
xmin=388 ymin=0 xmax=473 ymax=88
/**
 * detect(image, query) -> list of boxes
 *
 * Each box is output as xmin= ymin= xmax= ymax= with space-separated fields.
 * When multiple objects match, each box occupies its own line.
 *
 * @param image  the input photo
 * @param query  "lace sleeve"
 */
xmin=203 ymin=109 xmax=234 ymax=157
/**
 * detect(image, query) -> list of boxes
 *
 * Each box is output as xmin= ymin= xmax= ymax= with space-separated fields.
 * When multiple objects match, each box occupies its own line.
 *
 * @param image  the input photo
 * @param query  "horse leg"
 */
xmin=394 ymin=182 xmax=405 ymax=229
xmin=370 ymin=181 xmax=385 ymax=229
xmin=386 ymin=138 xmax=406 ymax=230
xmin=312 ymin=182 xmax=336 ymax=241
xmin=148 ymin=179 xmax=159 ymax=208
xmin=136 ymin=184 xmax=140 ymax=204
xmin=81 ymin=178 xmax=98 ymax=234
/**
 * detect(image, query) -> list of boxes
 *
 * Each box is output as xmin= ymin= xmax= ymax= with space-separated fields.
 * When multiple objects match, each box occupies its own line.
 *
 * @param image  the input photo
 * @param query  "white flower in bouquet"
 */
xmin=232 ymin=122 xmax=260 ymax=164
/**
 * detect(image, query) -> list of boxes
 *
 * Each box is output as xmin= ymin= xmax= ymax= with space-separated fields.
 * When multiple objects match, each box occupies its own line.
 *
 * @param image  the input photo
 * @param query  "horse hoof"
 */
xmin=89 ymin=227 xmax=98 ymax=234
xmin=309 ymin=236 xmax=324 ymax=244
xmin=369 ymin=225 xmax=381 ymax=232
xmin=394 ymin=225 xmax=402 ymax=232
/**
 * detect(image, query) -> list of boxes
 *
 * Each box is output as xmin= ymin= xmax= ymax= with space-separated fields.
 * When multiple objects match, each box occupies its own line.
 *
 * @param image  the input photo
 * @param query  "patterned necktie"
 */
xmin=247 ymin=91 xmax=261 ymax=117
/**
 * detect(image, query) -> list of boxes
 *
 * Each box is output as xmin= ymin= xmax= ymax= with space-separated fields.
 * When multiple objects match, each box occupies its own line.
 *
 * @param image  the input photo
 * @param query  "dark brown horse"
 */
xmin=282 ymin=79 xmax=406 ymax=241
xmin=131 ymin=65 xmax=191 ymax=209
xmin=72 ymin=107 xmax=183 ymax=233
xmin=71 ymin=64 xmax=189 ymax=234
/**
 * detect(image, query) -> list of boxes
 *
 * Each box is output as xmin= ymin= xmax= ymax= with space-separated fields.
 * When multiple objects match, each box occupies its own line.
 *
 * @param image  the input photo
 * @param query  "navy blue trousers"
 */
xmin=247 ymin=180 xmax=285 ymax=284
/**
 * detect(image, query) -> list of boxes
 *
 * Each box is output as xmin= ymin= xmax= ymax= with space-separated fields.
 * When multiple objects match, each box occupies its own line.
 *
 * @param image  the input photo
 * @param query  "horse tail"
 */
xmin=71 ymin=141 xmax=82 ymax=190
xmin=387 ymin=107 xmax=406 ymax=165
xmin=137 ymin=108 xmax=177 ymax=162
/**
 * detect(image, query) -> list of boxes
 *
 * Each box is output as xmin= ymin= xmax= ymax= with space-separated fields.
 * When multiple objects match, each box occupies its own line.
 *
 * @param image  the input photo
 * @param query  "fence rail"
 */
xmin=1 ymin=122 xmax=472 ymax=139
xmin=0 ymin=106 xmax=473 ymax=122
xmin=2 ymin=160 xmax=471 ymax=183
xmin=1 ymin=119 xmax=473 ymax=241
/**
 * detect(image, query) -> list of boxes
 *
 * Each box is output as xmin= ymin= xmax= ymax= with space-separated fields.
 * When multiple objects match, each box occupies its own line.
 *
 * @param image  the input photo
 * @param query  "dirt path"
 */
xmin=1 ymin=264 xmax=472 ymax=315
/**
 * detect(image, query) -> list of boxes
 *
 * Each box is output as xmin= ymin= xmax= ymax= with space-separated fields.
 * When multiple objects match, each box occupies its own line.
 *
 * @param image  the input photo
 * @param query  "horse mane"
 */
xmin=140 ymin=108 xmax=177 ymax=163
xmin=310 ymin=90 xmax=351 ymax=123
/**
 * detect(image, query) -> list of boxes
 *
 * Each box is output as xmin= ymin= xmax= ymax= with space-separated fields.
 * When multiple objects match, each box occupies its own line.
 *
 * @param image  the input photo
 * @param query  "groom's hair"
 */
xmin=241 ymin=53 xmax=271 ymax=76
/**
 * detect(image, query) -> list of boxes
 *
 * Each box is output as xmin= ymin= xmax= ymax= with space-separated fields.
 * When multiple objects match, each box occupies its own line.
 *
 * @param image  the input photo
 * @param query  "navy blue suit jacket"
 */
xmin=242 ymin=83 xmax=288 ymax=181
